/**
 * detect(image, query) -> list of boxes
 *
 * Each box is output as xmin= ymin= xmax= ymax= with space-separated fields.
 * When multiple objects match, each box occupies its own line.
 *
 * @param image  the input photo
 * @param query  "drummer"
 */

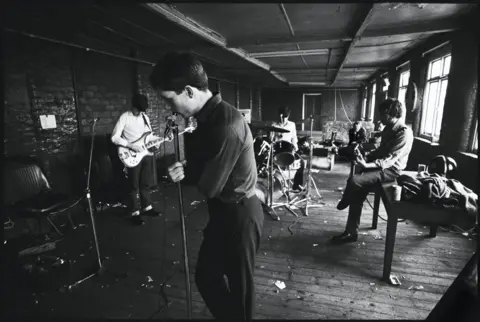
xmin=271 ymin=106 xmax=303 ymax=191
xmin=271 ymin=106 xmax=298 ymax=151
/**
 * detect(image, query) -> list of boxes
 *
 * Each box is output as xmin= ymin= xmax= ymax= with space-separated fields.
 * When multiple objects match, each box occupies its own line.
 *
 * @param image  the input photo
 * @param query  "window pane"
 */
xmin=430 ymin=59 xmax=442 ymax=79
xmin=443 ymin=55 xmax=451 ymax=76
xmin=473 ymin=126 xmax=478 ymax=152
xmin=423 ymin=81 xmax=439 ymax=135
xmin=401 ymin=71 xmax=410 ymax=87
xmin=433 ymin=79 xmax=448 ymax=139
xmin=398 ymin=88 xmax=406 ymax=109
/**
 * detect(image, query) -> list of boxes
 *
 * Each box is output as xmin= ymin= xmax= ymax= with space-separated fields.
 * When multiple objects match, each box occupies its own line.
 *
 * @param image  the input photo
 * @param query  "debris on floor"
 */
xmin=389 ymin=275 xmax=401 ymax=286
xmin=373 ymin=235 xmax=383 ymax=240
xmin=190 ymin=200 xmax=203 ymax=206
xmin=274 ymin=281 xmax=286 ymax=290
xmin=19 ymin=242 xmax=56 ymax=257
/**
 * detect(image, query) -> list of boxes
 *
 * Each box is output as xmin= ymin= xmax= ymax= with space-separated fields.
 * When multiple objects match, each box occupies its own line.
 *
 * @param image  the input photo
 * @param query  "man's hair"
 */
xmin=278 ymin=106 xmax=291 ymax=118
xmin=354 ymin=121 xmax=362 ymax=127
xmin=150 ymin=52 xmax=209 ymax=94
xmin=378 ymin=98 xmax=403 ymax=119
xmin=132 ymin=93 xmax=149 ymax=111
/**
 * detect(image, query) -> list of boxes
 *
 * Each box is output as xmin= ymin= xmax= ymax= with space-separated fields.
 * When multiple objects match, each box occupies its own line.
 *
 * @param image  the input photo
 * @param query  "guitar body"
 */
xmin=117 ymin=118 xmax=198 ymax=168
xmin=118 ymin=132 xmax=156 ymax=168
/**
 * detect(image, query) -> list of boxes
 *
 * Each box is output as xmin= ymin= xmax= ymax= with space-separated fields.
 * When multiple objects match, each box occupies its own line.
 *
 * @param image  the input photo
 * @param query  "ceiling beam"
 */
xmin=142 ymin=3 xmax=287 ymax=84
xmin=278 ymin=3 xmax=308 ymax=68
xmin=227 ymin=18 xmax=461 ymax=48
xmin=332 ymin=4 xmax=381 ymax=85
xmin=250 ymin=48 xmax=329 ymax=58
xmin=222 ymin=67 xmax=381 ymax=73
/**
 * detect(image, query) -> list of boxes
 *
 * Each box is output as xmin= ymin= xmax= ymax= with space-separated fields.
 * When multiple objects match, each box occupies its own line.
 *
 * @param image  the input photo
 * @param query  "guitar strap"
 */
xmin=141 ymin=112 xmax=152 ymax=132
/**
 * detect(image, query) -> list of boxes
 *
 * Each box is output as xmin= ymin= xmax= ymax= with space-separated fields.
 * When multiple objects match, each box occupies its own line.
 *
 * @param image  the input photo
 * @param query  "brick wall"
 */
xmin=3 ymin=33 xmax=178 ymax=184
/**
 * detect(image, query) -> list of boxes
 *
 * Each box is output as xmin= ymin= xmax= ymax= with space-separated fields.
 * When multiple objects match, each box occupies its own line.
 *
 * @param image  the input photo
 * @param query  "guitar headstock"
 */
xmin=185 ymin=117 xmax=198 ymax=133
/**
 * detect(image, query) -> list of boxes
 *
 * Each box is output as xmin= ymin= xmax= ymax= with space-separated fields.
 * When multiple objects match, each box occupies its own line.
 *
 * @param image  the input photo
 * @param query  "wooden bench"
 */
xmin=371 ymin=171 xmax=473 ymax=281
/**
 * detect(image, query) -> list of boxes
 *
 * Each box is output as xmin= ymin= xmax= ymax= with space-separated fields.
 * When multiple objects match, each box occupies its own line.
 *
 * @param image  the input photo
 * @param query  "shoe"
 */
xmin=131 ymin=216 xmax=145 ymax=226
xmin=336 ymin=199 xmax=349 ymax=210
xmin=331 ymin=232 xmax=358 ymax=244
xmin=142 ymin=209 xmax=162 ymax=217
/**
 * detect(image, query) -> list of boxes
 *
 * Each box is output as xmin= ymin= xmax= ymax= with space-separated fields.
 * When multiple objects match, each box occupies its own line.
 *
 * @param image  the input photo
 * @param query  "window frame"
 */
xmin=368 ymin=81 xmax=376 ymax=121
xmin=419 ymin=52 xmax=452 ymax=143
xmin=361 ymin=86 xmax=367 ymax=120
xmin=397 ymin=69 xmax=410 ymax=111
xmin=470 ymin=120 xmax=478 ymax=154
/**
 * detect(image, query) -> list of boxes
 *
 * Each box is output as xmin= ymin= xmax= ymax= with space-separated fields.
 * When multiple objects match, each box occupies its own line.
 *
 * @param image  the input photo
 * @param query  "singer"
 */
xmin=111 ymin=93 xmax=161 ymax=226
xmin=150 ymin=52 xmax=264 ymax=321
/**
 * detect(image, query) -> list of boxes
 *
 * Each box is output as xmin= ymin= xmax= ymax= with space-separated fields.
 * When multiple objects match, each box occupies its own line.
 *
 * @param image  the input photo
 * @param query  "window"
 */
xmin=369 ymin=82 xmax=376 ymax=121
xmin=361 ymin=86 xmax=367 ymax=120
xmin=382 ymin=75 xmax=390 ymax=100
xmin=471 ymin=121 xmax=478 ymax=153
xmin=420 ymin=54 xmax=451 ymax=142
xmin=397 ymin=70 xmax=410 ymax=111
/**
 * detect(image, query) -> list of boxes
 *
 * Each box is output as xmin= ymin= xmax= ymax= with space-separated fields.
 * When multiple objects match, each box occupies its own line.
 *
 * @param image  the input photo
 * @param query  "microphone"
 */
xmin=91 ymin=117 xmax=100 ymax=124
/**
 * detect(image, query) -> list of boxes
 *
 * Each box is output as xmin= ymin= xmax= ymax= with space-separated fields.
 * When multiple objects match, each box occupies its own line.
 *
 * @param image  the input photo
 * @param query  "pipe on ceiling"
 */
xmin=3 ymin=28 xmax=245 ymax=86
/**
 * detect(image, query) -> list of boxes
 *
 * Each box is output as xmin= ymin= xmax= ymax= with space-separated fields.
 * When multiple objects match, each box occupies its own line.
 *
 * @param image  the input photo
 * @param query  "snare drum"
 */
xmin=273 ymin=140 xmax=295 ymax=167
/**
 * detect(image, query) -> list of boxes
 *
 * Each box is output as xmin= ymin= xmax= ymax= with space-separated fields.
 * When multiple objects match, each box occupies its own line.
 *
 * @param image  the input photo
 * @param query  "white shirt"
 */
xmin=271 ymin=120 xmax=298 ymax=149
xmin=111 ymin=111 xmax=152 ymax=147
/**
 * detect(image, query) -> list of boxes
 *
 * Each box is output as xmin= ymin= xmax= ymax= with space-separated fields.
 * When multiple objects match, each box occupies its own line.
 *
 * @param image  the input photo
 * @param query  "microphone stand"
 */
xmin=65 ymin=118 xmax=106 ymax=290
xmin=171 ymin=117 xmax=193 ymax=319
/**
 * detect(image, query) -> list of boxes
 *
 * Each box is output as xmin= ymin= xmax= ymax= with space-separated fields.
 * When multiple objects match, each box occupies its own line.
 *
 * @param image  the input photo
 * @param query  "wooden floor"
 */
xmin=159 ymin=161 xmax=476 ymax=320
xmin=6 ymin=160 xmax=475 ymax=320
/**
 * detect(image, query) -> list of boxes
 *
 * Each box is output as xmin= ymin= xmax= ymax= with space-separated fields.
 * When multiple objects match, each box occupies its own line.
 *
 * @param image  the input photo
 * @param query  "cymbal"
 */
xmin=294 ymin=116 xmax=314 ymax=125
xmin=249 ymin=121 xmax=290 ymax=133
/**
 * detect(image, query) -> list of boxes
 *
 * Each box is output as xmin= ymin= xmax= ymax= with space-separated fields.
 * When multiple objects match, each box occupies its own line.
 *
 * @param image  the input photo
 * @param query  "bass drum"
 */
xmin=273 ymin=140 xmax=295 ymax=167
xmin=255 ymin=169 xmax=287 ymax=205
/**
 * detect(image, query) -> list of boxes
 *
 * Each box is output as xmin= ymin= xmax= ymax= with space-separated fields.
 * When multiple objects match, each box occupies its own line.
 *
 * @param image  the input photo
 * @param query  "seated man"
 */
xmin=362 ymin=120 xmax=386 ymax=153
xmin=270 ymin=106 xmax=303 ymax=191
xmin=333 ymin=98 xmax=413 ymax=243
xmin=338 ymin=121 xmax=367 ymax=160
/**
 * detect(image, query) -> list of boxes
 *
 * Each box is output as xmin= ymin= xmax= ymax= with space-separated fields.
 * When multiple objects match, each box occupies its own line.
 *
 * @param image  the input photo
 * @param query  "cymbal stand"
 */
xmin=291 ymin=117 xmax=324 ymax=216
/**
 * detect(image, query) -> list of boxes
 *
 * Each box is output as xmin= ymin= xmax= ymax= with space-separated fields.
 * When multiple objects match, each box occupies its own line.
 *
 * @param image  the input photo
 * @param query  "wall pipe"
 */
xmin=4 ymin=27 xmax=243 ymax=86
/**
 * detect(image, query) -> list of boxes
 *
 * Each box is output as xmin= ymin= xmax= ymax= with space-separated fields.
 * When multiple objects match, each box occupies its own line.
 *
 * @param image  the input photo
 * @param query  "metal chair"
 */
xmin=3 ymin=156 xmax=82 ymax=237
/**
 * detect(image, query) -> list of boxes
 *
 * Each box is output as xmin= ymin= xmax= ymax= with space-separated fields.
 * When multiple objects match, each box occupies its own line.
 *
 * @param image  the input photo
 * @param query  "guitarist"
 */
xmin=111 ymin=93 xmax=160 ymax=226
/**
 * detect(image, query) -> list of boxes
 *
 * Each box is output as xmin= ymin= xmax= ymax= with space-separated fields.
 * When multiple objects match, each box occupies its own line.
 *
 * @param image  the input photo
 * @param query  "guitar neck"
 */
xmin=144 ymin=128 xmax=192 ymax=149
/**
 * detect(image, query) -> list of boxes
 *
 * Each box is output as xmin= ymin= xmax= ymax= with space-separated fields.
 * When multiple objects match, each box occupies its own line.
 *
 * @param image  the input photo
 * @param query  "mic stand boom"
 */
xmin=171 ymin=118 xmax=193 ymax=319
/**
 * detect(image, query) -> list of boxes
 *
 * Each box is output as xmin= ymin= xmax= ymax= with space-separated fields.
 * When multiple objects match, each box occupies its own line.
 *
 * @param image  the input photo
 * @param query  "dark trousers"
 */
xmin=127 ymin=155 xmax=154 ymax=213
xmin=341 ymin=168 xmax=399 ymax=234
xmin=292 ymin=159 xmax=305 ymax=189
xmin=195 ymin=195 xmax=264 ymax=321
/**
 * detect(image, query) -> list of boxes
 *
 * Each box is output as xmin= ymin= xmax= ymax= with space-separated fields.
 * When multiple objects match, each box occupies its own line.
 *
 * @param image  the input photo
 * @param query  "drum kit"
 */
xmin=250 ymin=118 xmax=324 ymax=220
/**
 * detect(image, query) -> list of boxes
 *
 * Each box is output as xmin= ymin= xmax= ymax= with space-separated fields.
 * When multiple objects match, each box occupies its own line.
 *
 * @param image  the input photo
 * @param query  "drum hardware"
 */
xmin=289 ymin=116 xmax=324 ymax=216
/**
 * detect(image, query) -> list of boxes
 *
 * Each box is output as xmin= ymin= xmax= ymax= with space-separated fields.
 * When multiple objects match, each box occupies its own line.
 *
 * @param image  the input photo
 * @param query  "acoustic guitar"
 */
xmin=118 ymin=121 xmax=197 ymax=168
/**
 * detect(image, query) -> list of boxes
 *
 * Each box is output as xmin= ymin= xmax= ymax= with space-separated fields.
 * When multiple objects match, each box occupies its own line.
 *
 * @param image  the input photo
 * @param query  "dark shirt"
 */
xmin=188 ymin=92 xmax=257 ymax=203
xmin=366 ymin=120 xmax=414 ymax=173
xmin=348 ymin=128 xmax=367 ymax=145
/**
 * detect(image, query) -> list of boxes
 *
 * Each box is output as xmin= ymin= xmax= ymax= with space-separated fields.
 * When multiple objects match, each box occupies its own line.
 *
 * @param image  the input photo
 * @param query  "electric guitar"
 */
xmin=118 ymin=121 xmax=197 ymax=168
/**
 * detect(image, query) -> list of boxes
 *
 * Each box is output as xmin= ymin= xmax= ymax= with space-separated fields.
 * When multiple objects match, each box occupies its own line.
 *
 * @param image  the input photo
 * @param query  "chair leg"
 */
xmin=383 ymin=211 xmax=398 ymax=281
xmin=46 ymin=216 xmax=64 ymax=237
xmin=429 ymin=225 xmax=438 ymax=238
xmin=372 ymin=192 xmax=380 ymax=229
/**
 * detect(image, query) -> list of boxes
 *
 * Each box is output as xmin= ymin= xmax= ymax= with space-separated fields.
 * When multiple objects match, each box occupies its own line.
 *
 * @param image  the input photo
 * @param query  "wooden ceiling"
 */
xmin=3 ymin=2 xmax=478 ymax=88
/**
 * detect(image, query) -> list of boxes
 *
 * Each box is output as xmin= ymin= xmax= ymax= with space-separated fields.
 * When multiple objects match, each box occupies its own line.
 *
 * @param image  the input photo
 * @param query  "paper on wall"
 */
xmin=40 ymin=115 xmax=57 ymax=129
